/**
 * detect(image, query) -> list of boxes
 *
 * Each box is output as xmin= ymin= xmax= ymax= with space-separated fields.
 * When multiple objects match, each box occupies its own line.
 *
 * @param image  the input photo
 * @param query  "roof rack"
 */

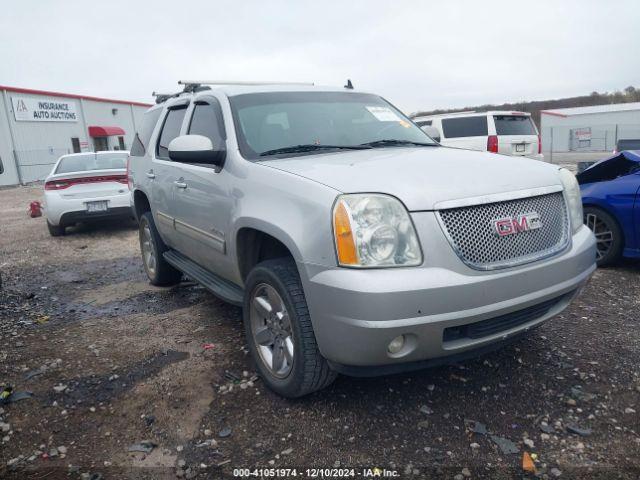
xmin=153 ymin=80 xmax=318 ymax=104
xmin=178 ymin=80 xmax=315 ymax=87
xmin=151 ymin=91 xmax=181 ymax=104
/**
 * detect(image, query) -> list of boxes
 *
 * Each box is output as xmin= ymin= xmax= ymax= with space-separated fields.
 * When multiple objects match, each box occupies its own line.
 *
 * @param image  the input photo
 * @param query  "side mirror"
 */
xmin=421 ymin=125 xmax=441 ymax=143
xmin=168 ymin=135 xmax=224 ymax=167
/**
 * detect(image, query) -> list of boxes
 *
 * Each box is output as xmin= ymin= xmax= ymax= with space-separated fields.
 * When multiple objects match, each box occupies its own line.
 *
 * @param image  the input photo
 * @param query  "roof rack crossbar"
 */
xmin=154 ymin=80 xmax=316 ymax=104
xmin=152 ymin=91 xmax=183 ymax=104
xmin=178 ymin=80 xmax=314 ymax=87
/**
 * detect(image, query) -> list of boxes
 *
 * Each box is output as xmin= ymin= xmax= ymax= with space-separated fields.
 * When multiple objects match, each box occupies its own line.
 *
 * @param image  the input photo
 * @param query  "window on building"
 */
xmin=441 ymin=116 xmax=488 ymax=138
xmin=71 ymin=137 xmax=81 ymax=153
xmin=94 ymin=137 xmax=108 ymax=152
xmin=118 ymin=136 xmax=126 ymax=150
xmin=156 ymin=106 xmax=188 ymax=159
xmin=188 ymin=100 xmax=226 ymax=146
xmin=0 ymin=156 xmax=4 ymax=174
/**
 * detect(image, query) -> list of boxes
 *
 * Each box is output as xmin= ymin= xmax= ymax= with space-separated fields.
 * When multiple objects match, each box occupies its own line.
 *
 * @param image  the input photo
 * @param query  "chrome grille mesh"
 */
xmin=437 ymin=192 xmax=569 ymax=270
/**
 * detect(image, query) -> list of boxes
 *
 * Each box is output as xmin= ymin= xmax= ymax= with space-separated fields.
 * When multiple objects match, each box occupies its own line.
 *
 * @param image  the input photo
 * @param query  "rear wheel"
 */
xmin=584 ymin=207 xmax=623 ymax=267
xmin=243 ymin=257 xmax=336 ymax=398
xmin=139 ymin=212 xmax=182 ymax=285
xmin=47 ymin=221 xmax=65 ymax=237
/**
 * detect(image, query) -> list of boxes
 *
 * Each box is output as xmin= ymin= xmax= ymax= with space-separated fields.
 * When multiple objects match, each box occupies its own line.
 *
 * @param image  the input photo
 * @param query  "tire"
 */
xmin=139 ymin=212 xmax=182 ymax=286
xmin=243 ymin=257 xmax=336 ymax=398
xmin=47 ymin=221 xmax=65 ymax=237
xmin=584 ymin=206 xmax=623 ymax=267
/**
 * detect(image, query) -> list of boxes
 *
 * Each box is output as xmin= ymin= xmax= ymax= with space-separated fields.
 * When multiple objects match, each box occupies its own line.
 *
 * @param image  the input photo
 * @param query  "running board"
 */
xmin=163 ymin=250 xmax=244 ymax=306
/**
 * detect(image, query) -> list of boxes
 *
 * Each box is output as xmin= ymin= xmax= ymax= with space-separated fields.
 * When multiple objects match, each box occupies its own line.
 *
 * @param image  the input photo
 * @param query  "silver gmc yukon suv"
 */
xmin=129 ymin=81 xmax=596 ymax=397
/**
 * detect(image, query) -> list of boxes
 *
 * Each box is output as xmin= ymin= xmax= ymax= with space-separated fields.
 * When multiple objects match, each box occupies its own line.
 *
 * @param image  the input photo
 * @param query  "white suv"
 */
xmin=413 ymin=111 xmax=543 ymax=161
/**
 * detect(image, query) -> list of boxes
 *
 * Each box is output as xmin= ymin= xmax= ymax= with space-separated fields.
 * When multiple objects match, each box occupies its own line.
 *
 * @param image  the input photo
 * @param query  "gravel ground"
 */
xmin=0 ymin=185 xmax=638 ymax=480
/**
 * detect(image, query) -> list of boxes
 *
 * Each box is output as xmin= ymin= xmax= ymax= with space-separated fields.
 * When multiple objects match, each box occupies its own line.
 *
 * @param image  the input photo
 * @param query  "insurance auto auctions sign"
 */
xmin=11 ymin=96 xmax=78 ymax=122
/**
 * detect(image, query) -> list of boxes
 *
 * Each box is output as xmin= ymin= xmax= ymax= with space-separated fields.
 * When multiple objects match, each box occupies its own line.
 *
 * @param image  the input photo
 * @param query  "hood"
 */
xmin=576 ymin=150 xmax=640 ymax=185
xmin=260 ymin=146 xmax=562 ymax=211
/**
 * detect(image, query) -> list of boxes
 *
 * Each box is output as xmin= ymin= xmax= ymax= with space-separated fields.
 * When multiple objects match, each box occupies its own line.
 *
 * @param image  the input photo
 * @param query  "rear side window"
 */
xmin=494 ymin=115 xmax=537 ymax=135
xmin=130 ymin=108 xmax=162 ymax=157
xmin=156 ymin=107 xmax=187 ymax=159
xmin=188 ymin=100 xmax=227 ymax=146
xmin=441 ymin=116 xmax=488 ymax=138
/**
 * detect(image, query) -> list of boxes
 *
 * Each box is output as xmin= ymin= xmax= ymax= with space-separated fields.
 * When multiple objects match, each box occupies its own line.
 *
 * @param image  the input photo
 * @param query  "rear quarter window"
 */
xmin=441 ymin=116 xmax=488 ymax=138
xmin=130 ymin=107 xmax=163 ymax=157
xmin=493 ymin=115 xmax=537 ymax=135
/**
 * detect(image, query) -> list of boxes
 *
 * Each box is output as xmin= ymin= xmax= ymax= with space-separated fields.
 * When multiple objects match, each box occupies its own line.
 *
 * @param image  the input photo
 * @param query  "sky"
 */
xmin=1 ymin=0 xmax=639 ymax=113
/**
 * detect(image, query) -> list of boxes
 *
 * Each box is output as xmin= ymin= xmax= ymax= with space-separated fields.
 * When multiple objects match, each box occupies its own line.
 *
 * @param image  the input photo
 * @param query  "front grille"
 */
xmin=443 ymin=291 xmax=573 ymax=343
xmin=437 ymin=192 xmax=569 ymax=270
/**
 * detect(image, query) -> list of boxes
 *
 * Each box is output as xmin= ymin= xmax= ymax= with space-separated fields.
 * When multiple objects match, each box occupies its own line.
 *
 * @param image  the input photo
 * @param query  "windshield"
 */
xmin=493 ymin=115 xmax=537 ymax=136
xmin=56 ymin=153 xmax=127 ymax=174
xmin=229 ymin=92 xmax=436 ymax=159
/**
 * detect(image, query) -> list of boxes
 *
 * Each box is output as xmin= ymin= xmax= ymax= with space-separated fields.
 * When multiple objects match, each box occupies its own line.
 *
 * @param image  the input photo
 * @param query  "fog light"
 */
xmin=388 ymin=335 xmax=405 ymax=354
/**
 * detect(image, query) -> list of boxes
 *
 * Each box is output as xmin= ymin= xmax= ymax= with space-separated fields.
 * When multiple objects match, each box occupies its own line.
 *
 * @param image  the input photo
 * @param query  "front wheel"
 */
xmin=584 ymin=207 xmax=623 ymax=267
xmin=243 ymin=258 xmax=336 ymax=398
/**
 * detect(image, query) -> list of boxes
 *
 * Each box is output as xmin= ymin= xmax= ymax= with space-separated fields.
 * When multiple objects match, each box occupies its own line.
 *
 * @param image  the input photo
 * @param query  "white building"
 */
xmin=0 ymin=85 xmax=151 ymax=186
xmin=540 ymin=102 xmax=640 ymax=154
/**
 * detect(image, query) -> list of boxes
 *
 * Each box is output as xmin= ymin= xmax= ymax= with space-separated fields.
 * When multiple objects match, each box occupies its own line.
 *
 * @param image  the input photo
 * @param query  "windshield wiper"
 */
xmin=259 ymin=144 xmax=370 ymax=157
xmin=359 ymin=139 xmax=438 ymax=148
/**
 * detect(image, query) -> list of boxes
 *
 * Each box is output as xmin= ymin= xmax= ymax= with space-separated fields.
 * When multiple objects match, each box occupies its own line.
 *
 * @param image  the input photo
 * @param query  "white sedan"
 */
xmin=43 ymin=151 xmax=133 ymax=236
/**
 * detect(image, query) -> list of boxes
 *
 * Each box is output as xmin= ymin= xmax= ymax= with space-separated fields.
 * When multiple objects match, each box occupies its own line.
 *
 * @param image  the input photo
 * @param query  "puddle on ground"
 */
xmin=44 ymin=350 xmax=190 ymax=405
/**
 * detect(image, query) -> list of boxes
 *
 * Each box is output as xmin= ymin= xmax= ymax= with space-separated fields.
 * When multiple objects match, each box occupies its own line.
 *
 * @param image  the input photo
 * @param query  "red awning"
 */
xmin=88 ymin=126 xmax=125 ymax=137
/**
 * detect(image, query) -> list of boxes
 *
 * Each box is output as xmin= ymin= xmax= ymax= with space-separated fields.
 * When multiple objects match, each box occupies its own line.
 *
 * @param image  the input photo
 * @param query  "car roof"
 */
xmin=413 ymin=110 xmax=530 ymax=120
xmin=158 ymin=84 xmax=373 ymax=109
xmin=209 ymin=84 xmax=351 ymax=96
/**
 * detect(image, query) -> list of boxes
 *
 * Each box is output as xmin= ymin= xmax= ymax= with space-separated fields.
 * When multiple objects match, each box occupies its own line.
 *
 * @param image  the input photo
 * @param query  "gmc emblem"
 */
xmin=492 ymin=212 xmax=542 ymax=237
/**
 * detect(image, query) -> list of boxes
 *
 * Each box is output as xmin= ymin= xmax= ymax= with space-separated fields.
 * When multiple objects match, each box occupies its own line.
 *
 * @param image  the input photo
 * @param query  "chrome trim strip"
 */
xmin=156 ymin=211 xmax=174 ymax=227
xmin=174 ymin=218 xmax=226 ymax=253
xmin=433 ymin=185 xmax=563 ymax=211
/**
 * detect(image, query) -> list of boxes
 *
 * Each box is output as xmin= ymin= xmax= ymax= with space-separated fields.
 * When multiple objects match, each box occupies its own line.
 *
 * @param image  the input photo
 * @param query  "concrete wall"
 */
xmin=0 ymin=88 xmax=149 ymax=185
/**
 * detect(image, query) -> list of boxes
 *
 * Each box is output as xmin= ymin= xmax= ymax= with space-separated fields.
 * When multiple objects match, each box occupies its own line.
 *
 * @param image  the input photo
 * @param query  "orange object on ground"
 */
xmin=522 ymin=452 xmax=536 ymax=473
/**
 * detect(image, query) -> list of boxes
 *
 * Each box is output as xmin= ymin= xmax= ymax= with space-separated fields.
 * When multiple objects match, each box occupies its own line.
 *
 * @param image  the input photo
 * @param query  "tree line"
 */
xmin=411 ymin=86 xmax=640 ymax=128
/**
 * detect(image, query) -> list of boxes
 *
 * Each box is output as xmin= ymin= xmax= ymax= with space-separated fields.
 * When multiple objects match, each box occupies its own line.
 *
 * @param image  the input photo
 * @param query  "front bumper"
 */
xmin=300 ymin=225 xmax=595 ymax=371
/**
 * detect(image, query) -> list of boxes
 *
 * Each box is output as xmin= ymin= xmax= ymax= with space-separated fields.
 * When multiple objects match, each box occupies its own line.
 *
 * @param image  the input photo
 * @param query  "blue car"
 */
xmin=577 ymin=150 xmax=640 ymax=266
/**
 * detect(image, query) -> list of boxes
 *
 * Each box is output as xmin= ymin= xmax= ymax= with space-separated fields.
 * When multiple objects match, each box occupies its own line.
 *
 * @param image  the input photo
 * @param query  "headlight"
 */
xmin=558 ymin=168 xmax=583 ymax=234
xmin=333 ymin=194 xmax=422 ymax=267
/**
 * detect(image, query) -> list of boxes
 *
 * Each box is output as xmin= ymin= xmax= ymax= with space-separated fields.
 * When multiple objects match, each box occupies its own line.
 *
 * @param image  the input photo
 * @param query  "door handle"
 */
xmin=174 ymin=181 xmax=188 ymax=189
xmin=146 ymin=170 xmax=156 ymax=179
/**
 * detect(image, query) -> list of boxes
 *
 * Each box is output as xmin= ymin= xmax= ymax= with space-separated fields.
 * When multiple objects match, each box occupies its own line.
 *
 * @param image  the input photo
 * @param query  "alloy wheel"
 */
xmin=585 ymin=212 xmax=613 ymax=261
xmin=141 ymin=223 xmax=157 ymax=276
xmin=249 ymin=283 xmax=294 ymax=378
